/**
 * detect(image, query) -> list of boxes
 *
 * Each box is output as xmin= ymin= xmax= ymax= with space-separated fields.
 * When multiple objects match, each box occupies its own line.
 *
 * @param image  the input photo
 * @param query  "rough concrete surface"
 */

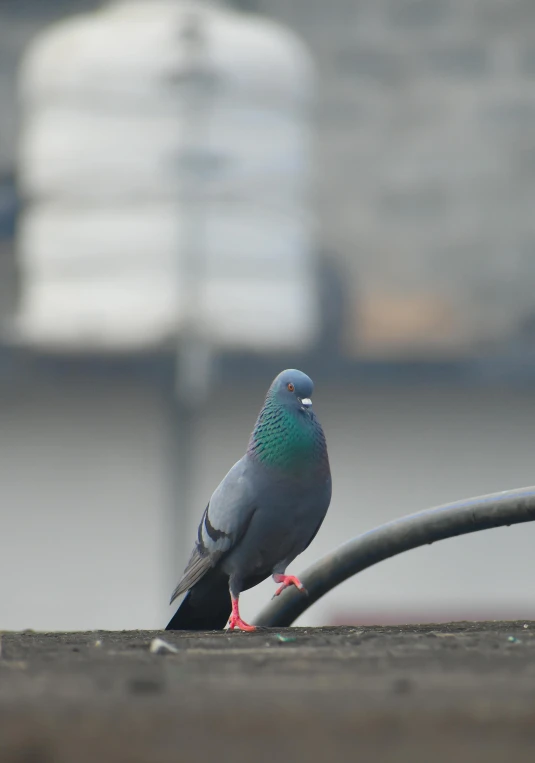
xmin=1 ymin=622 xmax=535 ymax=762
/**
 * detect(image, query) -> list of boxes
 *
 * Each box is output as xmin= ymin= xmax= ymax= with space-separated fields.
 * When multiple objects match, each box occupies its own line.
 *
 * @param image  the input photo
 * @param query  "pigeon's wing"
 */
xmin=170 ymin=457 xmax=257 ymax=603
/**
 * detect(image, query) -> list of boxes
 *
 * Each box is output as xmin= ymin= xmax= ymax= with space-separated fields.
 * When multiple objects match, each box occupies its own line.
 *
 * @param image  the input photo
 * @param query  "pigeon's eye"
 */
xmin=287 ymin=383 xmax=295 ymax=392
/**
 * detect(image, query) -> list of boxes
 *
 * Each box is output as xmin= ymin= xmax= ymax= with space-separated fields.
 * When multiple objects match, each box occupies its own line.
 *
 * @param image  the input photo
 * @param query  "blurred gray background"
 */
xmin=0 ymin=0 xmax=534 ymax=631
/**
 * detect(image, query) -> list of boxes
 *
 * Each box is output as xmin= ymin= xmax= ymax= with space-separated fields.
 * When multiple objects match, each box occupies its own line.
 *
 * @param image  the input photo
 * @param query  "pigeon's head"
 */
xmin=270 ymin=369 xmax=314 ymax=413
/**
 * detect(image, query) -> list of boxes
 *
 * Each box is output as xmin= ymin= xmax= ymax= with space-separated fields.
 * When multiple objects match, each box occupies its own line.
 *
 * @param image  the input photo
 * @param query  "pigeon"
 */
xmin=166 ymin=369 xmax=332 ymax=631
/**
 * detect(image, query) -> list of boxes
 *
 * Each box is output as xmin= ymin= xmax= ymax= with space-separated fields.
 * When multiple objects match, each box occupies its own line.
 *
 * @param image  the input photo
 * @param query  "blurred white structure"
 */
xmin=16 ymin=0 xmax=318 ymax=352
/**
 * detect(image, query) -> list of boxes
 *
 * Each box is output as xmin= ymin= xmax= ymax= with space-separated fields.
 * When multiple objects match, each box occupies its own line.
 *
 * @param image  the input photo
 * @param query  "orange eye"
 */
xmin=287 ymin=382 xmax=295 ymax=392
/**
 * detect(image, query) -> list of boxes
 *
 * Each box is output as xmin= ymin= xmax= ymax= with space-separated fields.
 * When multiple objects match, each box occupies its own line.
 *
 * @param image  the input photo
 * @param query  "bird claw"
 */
xmin=272 ymin=575 xmax=308 ymax=599
xmin=228 ymin=594 xmax=256 ymax=632
xmin=228 ymin=599 xmax=255 ymax=631
xmin=228 ymin=614 xmax=256 ymax=632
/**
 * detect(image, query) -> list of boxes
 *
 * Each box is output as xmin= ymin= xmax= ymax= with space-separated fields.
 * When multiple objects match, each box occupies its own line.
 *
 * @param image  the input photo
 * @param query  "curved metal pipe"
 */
xmin=254 ymin=486 xmax=535 ymax=628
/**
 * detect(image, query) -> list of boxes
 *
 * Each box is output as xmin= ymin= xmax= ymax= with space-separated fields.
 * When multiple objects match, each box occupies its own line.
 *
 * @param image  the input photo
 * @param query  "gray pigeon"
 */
xmin=166 ymin=369 xmax=332 ymax=631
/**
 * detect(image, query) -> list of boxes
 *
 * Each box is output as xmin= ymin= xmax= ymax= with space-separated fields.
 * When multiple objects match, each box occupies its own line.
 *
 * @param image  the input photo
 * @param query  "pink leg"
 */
xmin=272 ymin=573 xmax=308 ymax=598
xmin=228 ymin=595 xmax=256 ymax=632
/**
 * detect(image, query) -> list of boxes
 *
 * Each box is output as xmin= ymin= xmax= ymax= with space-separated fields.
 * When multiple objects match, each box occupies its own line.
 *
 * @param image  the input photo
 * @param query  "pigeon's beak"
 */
xmin=300 ymin=398 xmax=312 ymax=409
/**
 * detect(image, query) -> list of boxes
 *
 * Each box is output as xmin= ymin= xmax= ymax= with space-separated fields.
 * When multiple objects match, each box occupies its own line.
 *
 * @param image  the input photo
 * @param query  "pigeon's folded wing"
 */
xmin=170 ymin=457 xmax=256 ymax=603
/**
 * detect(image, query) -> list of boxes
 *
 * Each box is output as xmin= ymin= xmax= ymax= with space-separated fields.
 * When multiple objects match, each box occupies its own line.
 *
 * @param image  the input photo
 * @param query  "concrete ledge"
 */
xmin=1 ymin=622 xmax=535 ymax=762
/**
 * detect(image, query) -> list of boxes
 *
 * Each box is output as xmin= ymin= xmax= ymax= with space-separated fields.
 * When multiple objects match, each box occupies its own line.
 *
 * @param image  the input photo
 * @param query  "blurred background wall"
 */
xmin=0 ymin=0 xmax=534 ymax=631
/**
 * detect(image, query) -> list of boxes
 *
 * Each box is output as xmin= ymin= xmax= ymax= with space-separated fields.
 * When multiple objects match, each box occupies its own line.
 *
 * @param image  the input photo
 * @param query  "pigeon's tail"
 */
xmin=166 ymin=569 xmax=231 ymax=631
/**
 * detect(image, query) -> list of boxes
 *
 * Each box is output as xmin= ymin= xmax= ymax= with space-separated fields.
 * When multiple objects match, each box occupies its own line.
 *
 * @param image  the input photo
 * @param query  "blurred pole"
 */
xmin=166 ymin=8 xmax=216 ymax=593
xmin=175 ymin=8 xmax=215 ymax=407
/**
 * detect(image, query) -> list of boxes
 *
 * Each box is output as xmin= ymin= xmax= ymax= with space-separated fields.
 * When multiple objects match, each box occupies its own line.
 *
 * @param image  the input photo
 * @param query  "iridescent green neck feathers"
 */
xmin=247 ymin=390 xmax=328 ymax=475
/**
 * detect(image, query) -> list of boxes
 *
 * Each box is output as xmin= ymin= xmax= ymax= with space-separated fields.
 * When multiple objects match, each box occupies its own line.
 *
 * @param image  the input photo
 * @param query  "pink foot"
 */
xmin=228 ymin=596 xmax=256 ymax=632
xmin=272 ymin=574 xmax=308 ymax=598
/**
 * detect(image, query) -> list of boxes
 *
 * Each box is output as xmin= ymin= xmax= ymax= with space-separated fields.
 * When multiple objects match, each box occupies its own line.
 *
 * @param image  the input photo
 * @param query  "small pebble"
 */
xmin=275 ymin=634 xmax=297 ymax=643
xmin=94 ymin=640 xmax=102 ymax=648
xmin=507 ymin=636 xmax=520 ymax=643
xmin=149 ymin=638 xmax=179 ymax=655
xmin=523 ymin=624 xmax=529 ymax=629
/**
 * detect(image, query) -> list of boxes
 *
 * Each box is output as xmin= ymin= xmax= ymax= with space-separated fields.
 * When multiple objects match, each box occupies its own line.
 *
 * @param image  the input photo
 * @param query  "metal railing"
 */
xmin=255 ymin=486 xmax=535 ymax=627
